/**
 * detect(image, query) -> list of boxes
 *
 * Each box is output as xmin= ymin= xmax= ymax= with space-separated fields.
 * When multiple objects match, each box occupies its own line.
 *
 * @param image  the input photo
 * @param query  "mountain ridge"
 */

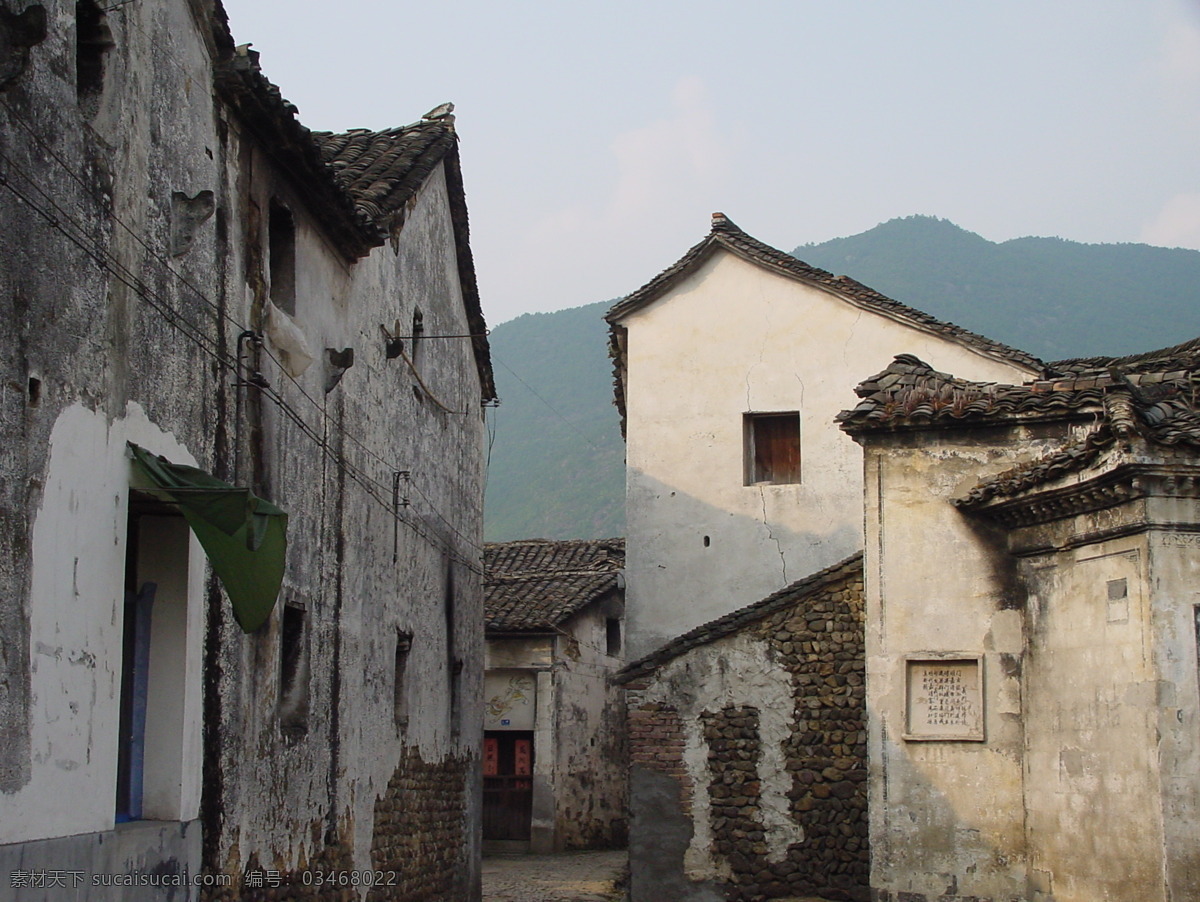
xmin=483 ymin=216 xmax=1200 ymax=541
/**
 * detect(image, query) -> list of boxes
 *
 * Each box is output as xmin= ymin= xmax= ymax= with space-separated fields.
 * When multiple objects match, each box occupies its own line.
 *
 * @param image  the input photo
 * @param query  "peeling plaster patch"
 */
xmin=5 ymin=402 xmax=202 ymax=845
xmin=640 ymin=632 xmax=803 ymax=876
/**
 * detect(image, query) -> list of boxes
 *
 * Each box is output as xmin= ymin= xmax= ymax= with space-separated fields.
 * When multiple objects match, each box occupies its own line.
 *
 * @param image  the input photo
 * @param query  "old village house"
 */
xmin=0 ymin=0 xmax=494 ymax=898
xmin=610 ymin=214 xmax=1200 ymax=902
xmin=483 ymin=538 xmax=627 ymax=854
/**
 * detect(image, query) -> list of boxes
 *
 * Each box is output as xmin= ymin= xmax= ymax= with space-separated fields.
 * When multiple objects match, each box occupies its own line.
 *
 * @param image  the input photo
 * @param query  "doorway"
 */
xmin=483 ymin=731 xmax=534 ymax=841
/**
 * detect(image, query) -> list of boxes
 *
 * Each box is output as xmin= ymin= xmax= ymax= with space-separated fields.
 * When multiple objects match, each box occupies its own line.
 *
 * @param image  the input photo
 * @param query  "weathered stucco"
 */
xmin=0 ymin=1 xmax=489 ymax=898
xmin=616 ymin=247 xmax=1038 ymax=661
xmin=484 ymin=596 xmax=627 ymax=853
xmin=859 ymin=421 xmax=1200 ymax=902
xmin=625 ymin=560 xmax=868 ymax=901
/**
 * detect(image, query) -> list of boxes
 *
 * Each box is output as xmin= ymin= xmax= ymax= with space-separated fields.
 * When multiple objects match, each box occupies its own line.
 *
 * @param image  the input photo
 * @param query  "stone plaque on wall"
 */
xmin=904 ymin=656 xmax=984 ymax=741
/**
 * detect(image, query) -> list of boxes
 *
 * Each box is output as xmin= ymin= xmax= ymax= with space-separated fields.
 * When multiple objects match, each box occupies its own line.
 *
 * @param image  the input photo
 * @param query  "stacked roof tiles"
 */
xmin=484 ymin=538 xmax=625 ymax=632
xmin=837 ymin=340 xmax=1200 ymax=508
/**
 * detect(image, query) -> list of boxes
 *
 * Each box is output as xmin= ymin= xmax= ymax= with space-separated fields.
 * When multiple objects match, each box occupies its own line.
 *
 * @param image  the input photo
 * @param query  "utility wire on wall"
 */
xmin=0 ymin=100 xmax=485 ymax=573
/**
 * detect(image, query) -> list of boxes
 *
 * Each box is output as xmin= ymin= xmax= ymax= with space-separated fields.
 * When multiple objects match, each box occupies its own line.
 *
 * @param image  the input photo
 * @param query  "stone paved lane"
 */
xmin=482 ymin=850 xmax=627 ymax=902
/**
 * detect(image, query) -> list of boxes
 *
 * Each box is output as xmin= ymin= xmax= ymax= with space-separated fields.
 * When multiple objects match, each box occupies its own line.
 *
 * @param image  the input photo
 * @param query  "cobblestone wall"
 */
xmin=624 ymin=557 xmax=867 ymax=902
xmin=703 ymin=706 xmax=763 ymax=880
xmin=755 ymin=568 xmax=868 ymax=900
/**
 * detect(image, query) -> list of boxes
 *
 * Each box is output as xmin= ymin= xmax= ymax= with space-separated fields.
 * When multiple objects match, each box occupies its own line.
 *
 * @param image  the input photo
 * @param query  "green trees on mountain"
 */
xmin=484 ymin=217 xmax=1200 ymax=541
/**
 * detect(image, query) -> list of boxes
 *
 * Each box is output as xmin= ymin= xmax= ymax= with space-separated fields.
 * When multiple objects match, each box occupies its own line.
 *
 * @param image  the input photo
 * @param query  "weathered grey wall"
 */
xmin=552 ymin=597 xmax=627 ymax=850
xmin=861 ymin=422 xmax=1200 ymax=902
xmin=862 ymin=429 xmax=1050 ymax=902
xmin=0 ymin=0 xmax=487 ymax=898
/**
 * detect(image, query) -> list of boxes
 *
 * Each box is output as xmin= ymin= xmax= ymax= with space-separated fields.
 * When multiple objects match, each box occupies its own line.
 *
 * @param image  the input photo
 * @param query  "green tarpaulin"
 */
xmin=129 ymin=443 xmax=287 ymax=633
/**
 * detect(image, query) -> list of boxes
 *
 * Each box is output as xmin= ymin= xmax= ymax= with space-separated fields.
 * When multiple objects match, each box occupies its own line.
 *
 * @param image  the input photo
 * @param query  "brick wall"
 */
xmin=626 ymin=685 xmax=693 ymax=815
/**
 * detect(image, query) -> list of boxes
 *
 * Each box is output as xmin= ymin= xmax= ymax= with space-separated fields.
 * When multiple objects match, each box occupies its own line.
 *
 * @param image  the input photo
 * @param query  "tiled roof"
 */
xmin=838 ymin=340 xmax=1200 ymax=506
xmin=836 ymin=354 xmax=1103 ymax=433
xmin=484 ymin=538 xmax=624 ymax=632
xmin=605 ymin=213 xmax=1044 ymax=372
xmin=616 ymin=553 xmax=863 ymax=684
xmin=314 ymin=121 xmax=457 ymax=233
xmin=210 ymin=38 xmax=495 ymax=401
xmin=214 ymin=45 xmax=373 ymax=259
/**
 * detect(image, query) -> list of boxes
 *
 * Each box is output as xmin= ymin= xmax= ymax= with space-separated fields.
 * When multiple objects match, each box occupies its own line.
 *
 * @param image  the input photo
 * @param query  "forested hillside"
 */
xmin=484 ymin=300 xmax=624 ymax=541
xmin=484 ymin=218 xmax=1200 ymax=541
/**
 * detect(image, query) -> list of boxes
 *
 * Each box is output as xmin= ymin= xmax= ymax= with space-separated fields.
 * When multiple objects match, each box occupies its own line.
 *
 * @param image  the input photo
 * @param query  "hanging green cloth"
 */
xmin=128 ymin=443 xmax=288 ymax=633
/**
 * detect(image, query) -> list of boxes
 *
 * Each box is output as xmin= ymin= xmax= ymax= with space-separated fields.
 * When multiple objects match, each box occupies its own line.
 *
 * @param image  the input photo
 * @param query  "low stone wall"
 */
xmin=625 ymin=558 xmax=867 ymax=902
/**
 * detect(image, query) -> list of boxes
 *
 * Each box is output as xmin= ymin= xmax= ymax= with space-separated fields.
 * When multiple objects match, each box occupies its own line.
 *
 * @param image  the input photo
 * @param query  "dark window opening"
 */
xmin=279 ymin=603 xmax=309 ymax=736
xmin=268 ymin=200 xmax=296 ymax=316
xmin=394 ymin=630 xmax=413 ymax=728
xmin=27 ymin=377 xmax=40 ymax=407
xmin=745 ymin=412 xmax=802 ymax=485
xmin=411 ymin=308 xmax=425 ymax=369
xmin=75 ymin=0 xmax=112 ymax=111
xmin=606 ymin=617 xmax=622 ymax=657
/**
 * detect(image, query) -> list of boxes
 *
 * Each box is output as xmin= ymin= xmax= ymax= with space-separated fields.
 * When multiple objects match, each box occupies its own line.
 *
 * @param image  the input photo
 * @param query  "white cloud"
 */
xmin=1140 ymin=192 xmax=1200 ymax=250
xmin=1160 ymin=12 xmax=1200 ymax=84
xmin=487 ymin=77 xmax=733 ymax=321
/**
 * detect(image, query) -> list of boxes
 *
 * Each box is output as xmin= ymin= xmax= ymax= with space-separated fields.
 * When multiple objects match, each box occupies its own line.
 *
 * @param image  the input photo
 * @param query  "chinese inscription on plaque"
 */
xmin=905 ymin=657 xmax=983 ymax=741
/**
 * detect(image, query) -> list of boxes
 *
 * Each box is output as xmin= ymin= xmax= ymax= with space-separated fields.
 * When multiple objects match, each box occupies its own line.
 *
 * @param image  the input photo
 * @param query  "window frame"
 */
xmin=743 ymin=411 xmax=802 ymax=486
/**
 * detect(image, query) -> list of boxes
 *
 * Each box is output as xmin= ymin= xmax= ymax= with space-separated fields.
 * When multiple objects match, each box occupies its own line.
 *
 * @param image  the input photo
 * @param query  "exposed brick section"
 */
xmin=204 ymin=748 xmax=473 ymax=902
xmin=368 ymin=747 xmax=472 ymax=902
xmin=627 ymin=688 xmax=693 ymax=815
xmin=206 ymin=835 xmax=357 ymax=902
xmin=703 ymin=706 xmax=764 ymax=900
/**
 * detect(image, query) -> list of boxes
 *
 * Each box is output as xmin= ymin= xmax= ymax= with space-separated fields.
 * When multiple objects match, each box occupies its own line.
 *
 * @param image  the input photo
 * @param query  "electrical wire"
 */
xmin=491 ymin=353 xmax=605 ymax=451
xmin=2 ymin=70 xmax=490 ymax=565
xmin=0 ymin=140 xmax=484 ymax=571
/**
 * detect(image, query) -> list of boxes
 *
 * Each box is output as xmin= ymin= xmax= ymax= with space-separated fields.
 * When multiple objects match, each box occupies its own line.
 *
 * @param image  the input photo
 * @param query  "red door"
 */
xmin=483 ymin=731 xmax=534 ymax=840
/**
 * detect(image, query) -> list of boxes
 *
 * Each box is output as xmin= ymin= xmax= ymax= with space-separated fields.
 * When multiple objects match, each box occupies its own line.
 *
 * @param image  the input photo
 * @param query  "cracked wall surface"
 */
xmin=618 ymin=249 xmax=1039 ymax=661
xmin=0 ymin=1 xmax=487 ymax=898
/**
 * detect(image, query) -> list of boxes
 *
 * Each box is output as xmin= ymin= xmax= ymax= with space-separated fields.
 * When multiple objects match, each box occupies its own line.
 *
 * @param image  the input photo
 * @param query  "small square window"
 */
xmin=744 ymin=412 xmax=801 ymax=485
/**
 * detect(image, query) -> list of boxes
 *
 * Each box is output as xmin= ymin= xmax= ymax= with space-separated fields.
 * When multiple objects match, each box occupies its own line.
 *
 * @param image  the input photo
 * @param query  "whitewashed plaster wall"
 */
xmin=0 ymin=402 xmax=205 ymax=845
xmin=0 ymin=1 xmax=488 ymax=894
xmin=550 ymin=601 xmax=626 ymax=850
xmin=861 ymin=432 xmax=1058 ymax=901
xmin=1018 ymin=534 xmax=1165 ymax=901
xmin=222 ymin=143 xmax=487 ymax=882
xmin=1009 ymin=486 xmax=1200 ymax=902
xmin=636 ymin=632 xmax=801 ymax=880
xmin=619 ymin=249 xmax=1038 ymax=659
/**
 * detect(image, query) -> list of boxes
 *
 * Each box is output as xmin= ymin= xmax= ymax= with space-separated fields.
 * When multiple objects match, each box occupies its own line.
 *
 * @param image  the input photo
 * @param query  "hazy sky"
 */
xmin=221 ymin=1 xmax=1200 ymax=326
